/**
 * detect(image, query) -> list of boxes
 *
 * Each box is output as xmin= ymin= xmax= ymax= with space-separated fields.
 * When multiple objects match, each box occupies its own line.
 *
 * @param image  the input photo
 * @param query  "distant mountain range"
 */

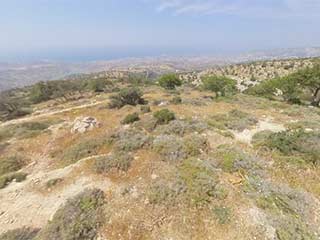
xmin=1 ymin=47 xmax=320 ymax=92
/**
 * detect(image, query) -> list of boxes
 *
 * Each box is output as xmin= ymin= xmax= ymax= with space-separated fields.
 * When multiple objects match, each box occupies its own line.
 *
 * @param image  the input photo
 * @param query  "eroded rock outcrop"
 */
xmin=71 ymin=116 xmax=99 ymax=133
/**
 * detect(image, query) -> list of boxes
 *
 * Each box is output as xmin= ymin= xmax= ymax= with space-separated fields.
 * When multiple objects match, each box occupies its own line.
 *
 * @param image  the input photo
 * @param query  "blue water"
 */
xmin=0 ymin=46 xmax=236 ymax=63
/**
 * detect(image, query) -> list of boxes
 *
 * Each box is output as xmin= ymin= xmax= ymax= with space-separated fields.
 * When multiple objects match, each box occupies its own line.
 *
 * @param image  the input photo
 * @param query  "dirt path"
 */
xmin=232 ymin=118 xmax=285 ymax=144
xmin=0 ymin=101 xmax=113 ymax=234
xmin=0 ymin=154 xmax=111 ymax=234
xmin=0 ymin=100 xmax=108 ymax=127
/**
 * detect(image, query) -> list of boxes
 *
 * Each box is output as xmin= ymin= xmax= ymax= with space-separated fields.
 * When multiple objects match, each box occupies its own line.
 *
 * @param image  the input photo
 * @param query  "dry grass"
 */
xmin=1 ymin=85 xmax=320 ymax=239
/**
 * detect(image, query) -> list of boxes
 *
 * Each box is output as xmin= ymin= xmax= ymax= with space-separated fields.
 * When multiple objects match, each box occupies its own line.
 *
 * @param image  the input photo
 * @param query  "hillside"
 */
xmin=0 ymin=57 xmax=227 ymax=92
xmin=0 ymin=69 xmax=320 ymax=239
xmin=181 ymin=57 xmax=320 ymax=91
xmin=1 ymin=47 xmax=320 ymax=92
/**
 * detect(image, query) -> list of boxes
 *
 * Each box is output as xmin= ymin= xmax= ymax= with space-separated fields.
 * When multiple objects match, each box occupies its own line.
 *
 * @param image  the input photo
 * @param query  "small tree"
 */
xmin=108 ymin=87 xmax=146 ymax=109
xmin=29 ymin=82 xmax=52 ymax=103
xmin=202 ymin=75 xmax=237 ymax=98
xmin=246 ymin=64 xmax=320 ymax=106
xmin=87 ymin=79 xmax=107 ymax=92
xmin=292 ymin=65 xmax=320 ymax=106
xmin=158 ymin=74 xmax=182 ymax=90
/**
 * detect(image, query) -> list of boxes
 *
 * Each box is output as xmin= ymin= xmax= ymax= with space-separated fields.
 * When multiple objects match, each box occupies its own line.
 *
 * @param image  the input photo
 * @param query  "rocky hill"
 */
xmin=0 ymin=70 xmax=319 ymax=239
xmin=181 ymin=57 xmax=320 ymax=91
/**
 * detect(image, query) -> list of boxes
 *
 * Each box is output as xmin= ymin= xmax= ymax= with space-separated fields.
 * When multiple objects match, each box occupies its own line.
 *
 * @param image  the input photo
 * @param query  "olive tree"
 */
xmin=202 ymin=75 xmax=237 ymax=98
xmin=158 ymin=74 xmax=182 ymax=90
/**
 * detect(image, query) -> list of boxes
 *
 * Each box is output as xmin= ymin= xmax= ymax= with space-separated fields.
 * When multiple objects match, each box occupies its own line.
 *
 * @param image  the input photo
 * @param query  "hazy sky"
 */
xmin=0 ymin=0 xmax=319 ymax=60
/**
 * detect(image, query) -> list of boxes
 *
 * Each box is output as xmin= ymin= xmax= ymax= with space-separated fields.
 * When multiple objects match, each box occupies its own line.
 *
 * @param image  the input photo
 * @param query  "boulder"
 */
xmin=71 ymin=116 xmax=99 ymax=133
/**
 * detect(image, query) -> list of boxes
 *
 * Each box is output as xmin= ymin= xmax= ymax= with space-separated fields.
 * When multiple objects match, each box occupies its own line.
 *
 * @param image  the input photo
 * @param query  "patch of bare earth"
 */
xmin=232 ymin=117 xmax=285 ymax=144
xmin=0 ymin=155 xmax=111 ymax=234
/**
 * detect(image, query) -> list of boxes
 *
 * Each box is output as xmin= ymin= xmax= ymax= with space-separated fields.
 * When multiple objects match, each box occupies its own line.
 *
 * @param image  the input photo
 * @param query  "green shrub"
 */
xmin=213 ymin=145 xmax=261 ymax=174
xmin=0 ymin=121 xmax=51 ymax=142
xmin=218 ymin=150 xmax=239 ymax=173
xmin=121 ymin=112 xmax=140 ymax=125
xmin=256 ymin=192 xmax=297 ymax=215
xmin=213 ymin=206 xmax=232 ymax=224
xmin=0 ymin=172 xmax=28 ymax=189
xmin=183 ymin=133 xmax=209 ymax=157
xmin=275 ymin=220 xmax=316 ymax=240
xmin=0 ymin=155 xmax=25 ymax=177
xmin=202 ymin=75 xmax=237 ymax=98
xmin=29 ymin=82 xmax=52 ymax=104
xmin=245 ymin=78 xmax=281 ymax=99
xmin=110 ymin=128 xmax=151 ymax=152
xmin=94 ymin=152 xmax=133 ymax=173
xmin=147 ymin=181 xmax=182 ymax=205
xmin=289 ymin=65 xmax=320 ymax=106
xmin=127 ymin=72 xmax=153 ymax=86
xmin=55 ymin=137 xmax=108 ymax=166
xmin=37 ymin=189 xmax=105 ymax=240
xmin=152 ymin=135 xmax=186 ymax=162
xmin=0 ymin=76 xmax=114 ymax=121
xmin=285 ymin=120 xmax=320 ymax=131
xmin=0 ymin=98 xmax=32 ymax=121
xmin=155 ymin=119 xmax=208 ymax=136
xmin=209 ymin=109 xmax=258 ymax=131
xmin=251 ymin=130 xmax=274 ymax=146
xmin=158 ymin=74 xmax=182 ymax=90
xmin=178 ymin=158 xmax=218 ymax=206
xmin=108 ymin=88 xmax=146 ymax=109
xmin=152 ymin=133 xmax=208 ymax=162
xmin=170 ymin=96 xmax=182 ymax=104
xmin=29 ymin=78 xmax=112 ymax=104
xmin=262 ymin=130 xmax=320 ymax=164
xmin=140 ymin=105 xmax=151 ymax=113
xmin=148 ymin=158 xmax=221 ymax=207
xmin=87 ymin=78 xmax=111 ymax=93
xmin=246 ymin=64 xmax=320 ymax=106
xmin=153 ymin=109 xmax=175 ymax=124
xmin=134 ymin=115 xmax=158 ymax=132
xmin=0 ymin=227 xmax=40 ymax=240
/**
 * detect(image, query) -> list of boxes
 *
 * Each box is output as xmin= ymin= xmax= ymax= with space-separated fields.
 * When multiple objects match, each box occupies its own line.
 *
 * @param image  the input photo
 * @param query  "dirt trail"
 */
xmin=0 ymin=154 xmax=111 ymax=234
xmin=0 ymin=98 xmax=113 ymax=234
xmin=232 ymin=118 xmax=285 ymax=144
xmin=0 ymin=100 xmax=107 ymax=127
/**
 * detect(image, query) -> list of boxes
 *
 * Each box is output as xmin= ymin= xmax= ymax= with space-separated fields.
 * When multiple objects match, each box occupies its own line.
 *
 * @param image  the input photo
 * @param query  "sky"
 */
xmin=0 ymin=0 xmax=319 ymax=61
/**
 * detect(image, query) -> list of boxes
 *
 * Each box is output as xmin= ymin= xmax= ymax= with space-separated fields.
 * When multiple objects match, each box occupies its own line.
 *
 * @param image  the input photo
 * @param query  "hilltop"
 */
xmin=0 ymin=59 xmax=319 ymax=240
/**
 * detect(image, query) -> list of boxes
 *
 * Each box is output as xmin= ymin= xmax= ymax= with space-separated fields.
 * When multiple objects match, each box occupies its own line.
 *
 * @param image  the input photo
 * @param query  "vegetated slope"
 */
xmin=0 ymin=56 xmax=225 ymax=92
xmin=0 ymin=67 xmax=320 ymax=240
xmin=2 ymin=47 xmax=320 ymax=92
xmin=181 ymin=57 xmax=320 ymax=91
xmin=245 ymin=62 xmax=320 ymax=107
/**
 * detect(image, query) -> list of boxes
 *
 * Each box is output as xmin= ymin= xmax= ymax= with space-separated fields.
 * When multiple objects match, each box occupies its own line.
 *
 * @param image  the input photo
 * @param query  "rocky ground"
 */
xmin=180 ymin=58 xmax=319 ymax=91
xmin=0 ymin=84 xmax=320 ymax=239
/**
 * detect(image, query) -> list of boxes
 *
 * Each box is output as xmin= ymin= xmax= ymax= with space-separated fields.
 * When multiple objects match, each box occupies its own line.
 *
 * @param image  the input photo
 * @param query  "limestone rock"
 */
xmin=71 ymin=116 xmax=99 ymax=133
